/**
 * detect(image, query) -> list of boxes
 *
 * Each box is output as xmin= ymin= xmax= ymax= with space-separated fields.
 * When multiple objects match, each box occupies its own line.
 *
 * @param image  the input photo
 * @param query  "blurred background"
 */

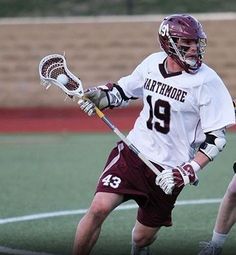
xmin=0 ymin=0 xmax=236 ymax=17
xmin=0 ymin=0 xmax=235 ymax=131
xmin=0 ymin=2 xmax=236 ymax=254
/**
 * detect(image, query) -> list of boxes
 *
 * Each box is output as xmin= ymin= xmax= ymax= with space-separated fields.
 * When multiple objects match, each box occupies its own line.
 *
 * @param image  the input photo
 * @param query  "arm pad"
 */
xmin=83 ymin=83 xmax=130 ymax=111
xmin=199 ymin=128 xmax=226 ymax=161
xmin=98 ymin=83 xmax=130 ymax=109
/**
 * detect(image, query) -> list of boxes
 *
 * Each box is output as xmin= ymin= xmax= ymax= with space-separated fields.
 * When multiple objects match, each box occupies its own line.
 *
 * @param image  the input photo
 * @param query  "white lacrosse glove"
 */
xmin=155 ymin=170 xmax=175 ymax=195
xmin=78 ymin=83 xmax=129 ymax=116
xmin=156 ymin=161 xmax=200 ymax=195
xmin=78 ymin=97 xmax=96 ymax=116
xmin=78 ymin=87 xmax=107 ymax=116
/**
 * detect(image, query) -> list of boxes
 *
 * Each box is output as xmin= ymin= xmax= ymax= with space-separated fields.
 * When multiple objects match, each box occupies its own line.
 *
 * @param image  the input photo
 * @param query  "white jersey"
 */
xmin=117 ymin=52 xmax=235 ymax=169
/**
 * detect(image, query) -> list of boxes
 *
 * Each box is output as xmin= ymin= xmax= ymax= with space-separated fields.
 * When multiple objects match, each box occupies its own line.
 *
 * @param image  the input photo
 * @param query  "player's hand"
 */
xmin=156 ymin=162 xmax=199 ymax=195
xmin=78 ymin=97 xmax=96 ymax=116
xmin=78 ymin=87 xmax=108 ymax=116
xmin=172 ymin=162 xmax=199 ymax=188
xmin=155 ymin=169 xmax=175 ymax=195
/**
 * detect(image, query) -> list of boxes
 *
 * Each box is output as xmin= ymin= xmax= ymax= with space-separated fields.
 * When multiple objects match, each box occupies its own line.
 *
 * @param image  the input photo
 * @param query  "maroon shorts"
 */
xmin=96 ymin=141 xmax=183 ymax=228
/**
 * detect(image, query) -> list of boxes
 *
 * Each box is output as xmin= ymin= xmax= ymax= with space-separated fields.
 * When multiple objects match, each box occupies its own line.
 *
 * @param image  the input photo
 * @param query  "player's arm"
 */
xmin=174 ymin=128 xmax=226 ymax=186
xmin=78 ymin=58 xmax=146 ymax=116
xmin=156 ymin=127 xmax=227 ymax=194
xmin=193 ymin=98 xmax=235 ymax=168
xmin=78 ymin=83 xmax=137 ymax=116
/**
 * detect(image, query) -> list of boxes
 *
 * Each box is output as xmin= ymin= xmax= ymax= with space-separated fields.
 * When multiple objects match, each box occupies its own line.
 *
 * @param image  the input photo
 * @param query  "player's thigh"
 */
xmin=89 ymin=192 xmax=124 ymax=217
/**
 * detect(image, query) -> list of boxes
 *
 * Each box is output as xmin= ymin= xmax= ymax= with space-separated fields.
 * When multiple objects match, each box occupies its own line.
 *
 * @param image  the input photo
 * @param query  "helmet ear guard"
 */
xmin=158 ymin=14 xmax=207 ymax=74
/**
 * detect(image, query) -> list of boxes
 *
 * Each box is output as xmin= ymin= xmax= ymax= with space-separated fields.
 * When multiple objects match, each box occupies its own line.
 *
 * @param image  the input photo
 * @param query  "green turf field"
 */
xmin=0 ymin=133 xmax=235 ymax=255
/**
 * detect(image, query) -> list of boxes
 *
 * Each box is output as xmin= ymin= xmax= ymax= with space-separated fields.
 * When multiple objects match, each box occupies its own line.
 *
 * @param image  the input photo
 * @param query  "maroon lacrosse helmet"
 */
xmin=158 ymin=14 xmax=207 ymax=74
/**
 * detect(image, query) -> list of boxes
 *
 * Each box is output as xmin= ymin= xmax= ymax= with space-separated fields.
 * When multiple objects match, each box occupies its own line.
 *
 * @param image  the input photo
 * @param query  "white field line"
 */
xmin=0 ymin=13 xmax=235 ymax=25
xmin=0 ymin=198 xmax=221 ymax=225
xmin=0 ymin=246 xmax=57 ymax=255
xmin=0 ymin=198 xmax=221 ymax=255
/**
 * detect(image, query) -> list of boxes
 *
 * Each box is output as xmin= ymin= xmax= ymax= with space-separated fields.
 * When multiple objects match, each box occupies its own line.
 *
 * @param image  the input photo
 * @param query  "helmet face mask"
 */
xmin=158 ymin=14 xmax=207 ymax=74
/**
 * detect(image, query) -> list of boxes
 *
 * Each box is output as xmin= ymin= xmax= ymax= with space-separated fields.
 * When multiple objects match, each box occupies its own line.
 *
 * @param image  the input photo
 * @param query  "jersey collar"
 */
xmin=159 ymin=58 xmax=182 ymax=78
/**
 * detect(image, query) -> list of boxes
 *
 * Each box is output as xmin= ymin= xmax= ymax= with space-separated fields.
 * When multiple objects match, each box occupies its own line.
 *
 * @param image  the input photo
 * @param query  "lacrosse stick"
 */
xmin=39 ymin=53 xmax=161 ymax=176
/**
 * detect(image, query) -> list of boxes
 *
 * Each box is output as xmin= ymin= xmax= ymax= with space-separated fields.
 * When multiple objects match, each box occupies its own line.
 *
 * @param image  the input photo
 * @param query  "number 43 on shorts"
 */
xmin=102 ymin=174 xmax=122 ymax=189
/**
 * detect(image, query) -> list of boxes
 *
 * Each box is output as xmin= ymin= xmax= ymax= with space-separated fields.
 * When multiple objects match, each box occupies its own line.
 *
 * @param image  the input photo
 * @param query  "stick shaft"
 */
xmin=39 ymin=54 xmax=161 ymax=176
xmin=95 ymin=107 xmax=161 ymax=176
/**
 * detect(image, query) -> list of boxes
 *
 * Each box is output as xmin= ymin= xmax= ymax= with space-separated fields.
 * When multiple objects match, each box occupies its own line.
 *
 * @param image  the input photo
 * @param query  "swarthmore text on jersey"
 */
xmin=144 ymin=77 xmax=187 ymax=103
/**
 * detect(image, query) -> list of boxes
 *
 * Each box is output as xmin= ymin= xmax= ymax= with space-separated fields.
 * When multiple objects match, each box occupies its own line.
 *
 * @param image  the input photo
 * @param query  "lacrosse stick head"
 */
xmin=39 ymin=54 xmax=84 ymax=97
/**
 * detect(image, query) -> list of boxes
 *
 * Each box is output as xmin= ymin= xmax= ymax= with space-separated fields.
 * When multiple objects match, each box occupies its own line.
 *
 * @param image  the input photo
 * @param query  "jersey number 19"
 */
xmin=146 ymin=95 xmax=170 ymax=134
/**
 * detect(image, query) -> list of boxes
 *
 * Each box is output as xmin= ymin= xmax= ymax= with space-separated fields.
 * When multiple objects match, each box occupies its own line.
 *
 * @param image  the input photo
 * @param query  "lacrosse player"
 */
xmin=198 ymin=162 xmax=236 ymax=255
xmin=74 ymin=14 xmax=235 ymax=255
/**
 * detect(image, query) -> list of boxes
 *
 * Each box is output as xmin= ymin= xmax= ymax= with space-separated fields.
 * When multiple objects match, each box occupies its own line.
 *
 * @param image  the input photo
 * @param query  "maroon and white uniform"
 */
xmin=96 ymin=52 xmax=235 ymax=227
xmin=118 ymin=52 xmax=235 ymax=169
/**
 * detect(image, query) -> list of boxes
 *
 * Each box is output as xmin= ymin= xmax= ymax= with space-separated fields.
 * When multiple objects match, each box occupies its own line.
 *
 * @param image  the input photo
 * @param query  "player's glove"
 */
xmin=78 ymin=83 xmax=129 ymax=116
xmin=155 ymin=169 xmax=175 ymax=195
xmin=78 ymin=86 xmax=109 ymax=116
xmin=156 ymin=161 xmax=200 ymax=195
xmin=172 ymin=162 xmax=199 ymax=187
